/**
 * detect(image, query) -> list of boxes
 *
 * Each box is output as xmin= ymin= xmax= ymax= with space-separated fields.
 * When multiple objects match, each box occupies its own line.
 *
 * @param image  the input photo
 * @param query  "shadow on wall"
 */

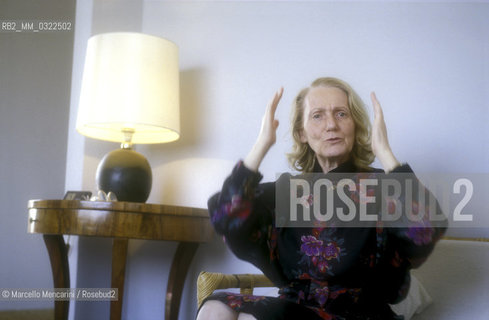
xmin=148 ymin=157 xmax=234 ymax=208
xmin=151 ymin=67 xmax=208 ymax=155
xmin=137 ymin=67 xmax=238 ymax=208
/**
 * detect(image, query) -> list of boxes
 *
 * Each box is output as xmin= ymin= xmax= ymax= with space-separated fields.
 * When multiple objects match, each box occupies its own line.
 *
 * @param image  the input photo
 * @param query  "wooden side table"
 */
xmin=27 ymin=200 xmax=213 ymax=320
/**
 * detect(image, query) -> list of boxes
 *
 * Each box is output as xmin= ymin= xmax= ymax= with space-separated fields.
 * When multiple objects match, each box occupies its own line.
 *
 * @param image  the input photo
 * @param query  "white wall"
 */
xmin=0 ymin=0 xmax=75 ymax=312
xmin=70 ymin=1 xmax=489 ymax=319
xmin=64 ymin=1 xmax=94 ymax=318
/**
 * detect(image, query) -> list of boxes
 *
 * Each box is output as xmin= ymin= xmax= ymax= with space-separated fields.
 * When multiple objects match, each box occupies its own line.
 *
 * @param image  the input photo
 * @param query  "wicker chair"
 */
xmin=196 ymin=271 xmax=274 ymax=307
xmin=196 ymin=237 xmax=489 ymax=318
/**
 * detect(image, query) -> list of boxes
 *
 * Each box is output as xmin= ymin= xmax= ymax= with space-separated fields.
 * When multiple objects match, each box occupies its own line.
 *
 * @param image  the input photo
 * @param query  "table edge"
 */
xmin=28 ymin=199 xmax=209 ymax=218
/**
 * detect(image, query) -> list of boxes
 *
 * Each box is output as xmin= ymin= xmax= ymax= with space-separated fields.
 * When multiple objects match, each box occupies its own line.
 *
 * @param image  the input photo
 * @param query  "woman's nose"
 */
xmin=324 ymin=115 xmax=338 ymax=131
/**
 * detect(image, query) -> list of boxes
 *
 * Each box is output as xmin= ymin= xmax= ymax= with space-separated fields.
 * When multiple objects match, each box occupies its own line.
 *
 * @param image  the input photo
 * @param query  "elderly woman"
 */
xmin=197 ymin=77 xmax=446 ymax=320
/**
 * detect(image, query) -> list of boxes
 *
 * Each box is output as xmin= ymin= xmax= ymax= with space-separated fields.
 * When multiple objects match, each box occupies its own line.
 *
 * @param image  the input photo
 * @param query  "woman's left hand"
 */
xmin=371 ymin=92 xmax=401 ymax=173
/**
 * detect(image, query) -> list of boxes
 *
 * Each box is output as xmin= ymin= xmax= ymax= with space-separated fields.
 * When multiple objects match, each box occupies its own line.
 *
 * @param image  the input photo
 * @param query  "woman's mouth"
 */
xmin=326 ymin=137 xmax=342 ymax=143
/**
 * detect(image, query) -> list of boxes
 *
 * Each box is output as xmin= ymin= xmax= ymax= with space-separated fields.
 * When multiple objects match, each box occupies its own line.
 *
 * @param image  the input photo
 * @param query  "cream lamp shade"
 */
xmin=76 ymin=32 xmax=180 ymax=203
xmin=76 ymin=32 xmax=180 ymax=145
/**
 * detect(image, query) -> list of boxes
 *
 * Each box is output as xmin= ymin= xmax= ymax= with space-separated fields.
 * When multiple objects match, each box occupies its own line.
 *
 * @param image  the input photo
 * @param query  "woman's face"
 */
xmin=300 ymin=86 xmax=355 ymax=165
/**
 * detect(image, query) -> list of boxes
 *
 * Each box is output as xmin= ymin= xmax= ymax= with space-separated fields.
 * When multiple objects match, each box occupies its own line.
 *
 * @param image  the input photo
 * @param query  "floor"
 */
xmin=0 ymin=309 xmax=53 ymax=320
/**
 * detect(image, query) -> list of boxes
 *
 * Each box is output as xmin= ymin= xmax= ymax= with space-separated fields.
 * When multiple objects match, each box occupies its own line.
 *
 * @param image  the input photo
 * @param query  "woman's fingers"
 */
xmin=268 ymin=87 xmax=284 ymax=119
xmin=263 ymin=87 xmax=283 ymax=132
xmin=270 ymin=87 xmax=283 ymax=128
xmin=371 ymin=91 xmax=386 ymax=128
xmin=244 ymin=87 xmax=284 ymax=172
xmin=370 ymin=91 xmax=400 ymax=172
xmin=370 ymin=91 xmax=389 ymax=154
xmin=371 ymin=91 xmax=383 ymax=119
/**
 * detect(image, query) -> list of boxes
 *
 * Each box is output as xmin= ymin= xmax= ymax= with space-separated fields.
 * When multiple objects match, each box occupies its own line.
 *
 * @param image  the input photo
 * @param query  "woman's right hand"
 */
xmin=258 ymin=87 xmax=284 ymax=149
xmin=244 ymin=87 xmax=284 ymax=172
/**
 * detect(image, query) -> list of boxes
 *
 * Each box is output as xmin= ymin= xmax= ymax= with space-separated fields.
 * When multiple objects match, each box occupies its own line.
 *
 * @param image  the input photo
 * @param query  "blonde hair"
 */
xmin=287 ymin=77 xmax=374 ymax=172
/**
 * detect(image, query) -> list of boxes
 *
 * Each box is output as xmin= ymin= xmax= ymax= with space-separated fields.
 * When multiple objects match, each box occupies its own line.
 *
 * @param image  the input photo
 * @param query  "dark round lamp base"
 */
xmin=96 ymin=148 xmax=152 ymax=203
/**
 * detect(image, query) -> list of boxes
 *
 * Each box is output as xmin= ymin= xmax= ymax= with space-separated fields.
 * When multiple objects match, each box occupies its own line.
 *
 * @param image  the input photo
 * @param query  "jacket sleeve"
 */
xmin=369 ymin=164 xmax=448 ymax=304
xmin=382 ymin=164 xmax=448 ymax=269
xmin=208 ymin=161 xmax=283 ymax=282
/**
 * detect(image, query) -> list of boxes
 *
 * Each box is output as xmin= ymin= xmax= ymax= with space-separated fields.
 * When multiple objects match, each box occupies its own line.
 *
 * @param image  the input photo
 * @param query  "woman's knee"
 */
xmin=197 ymin=300 xmax=237 ymax=320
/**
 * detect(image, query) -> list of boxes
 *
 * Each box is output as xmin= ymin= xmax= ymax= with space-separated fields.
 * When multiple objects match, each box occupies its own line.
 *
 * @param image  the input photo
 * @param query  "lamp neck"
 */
xmin=121 ymin=128 xmax=135 ymax=149
xmin=121 ymin=142 xmax=133 ymax=149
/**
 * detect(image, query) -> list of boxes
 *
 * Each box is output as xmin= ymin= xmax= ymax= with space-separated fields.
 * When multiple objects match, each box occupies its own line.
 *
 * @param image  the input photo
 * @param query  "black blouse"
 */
xmin=205 ymin=160 xmax=447 ymax=320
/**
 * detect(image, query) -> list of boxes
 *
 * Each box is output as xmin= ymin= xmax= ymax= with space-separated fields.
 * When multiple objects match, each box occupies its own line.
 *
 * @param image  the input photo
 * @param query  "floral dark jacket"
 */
xmin=204 ymin=160 xmax=447 ymax=320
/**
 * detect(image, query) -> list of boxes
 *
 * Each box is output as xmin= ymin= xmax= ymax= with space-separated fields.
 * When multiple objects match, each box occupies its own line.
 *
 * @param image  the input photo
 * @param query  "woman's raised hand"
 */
xmin=371 ymin=92 xmax=400 ymax=173
xmin=244 ymin=87 xmax=284 ymax=172
xmin=259 ymin=87 xmax=284 ymax=149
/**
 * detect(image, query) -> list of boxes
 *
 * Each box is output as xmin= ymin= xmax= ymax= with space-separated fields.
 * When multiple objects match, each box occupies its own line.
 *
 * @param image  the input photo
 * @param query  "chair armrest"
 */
xmin=197 ymin=271 xmax=274 ymax=307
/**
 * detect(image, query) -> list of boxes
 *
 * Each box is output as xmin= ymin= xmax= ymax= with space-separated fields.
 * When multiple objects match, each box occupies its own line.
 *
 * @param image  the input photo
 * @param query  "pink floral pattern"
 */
xmin=299 ymin=231 xmax=344 ymax=276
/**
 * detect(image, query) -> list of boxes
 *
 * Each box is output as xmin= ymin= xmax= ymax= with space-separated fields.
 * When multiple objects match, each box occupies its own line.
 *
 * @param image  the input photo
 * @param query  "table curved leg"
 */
xmin=110 ymin=238 xmax=129 ymax=320
xmin=43 ymin=235 xmax=70 ymax=320
xmin=165 ymin=242 xmax=199 ymax=320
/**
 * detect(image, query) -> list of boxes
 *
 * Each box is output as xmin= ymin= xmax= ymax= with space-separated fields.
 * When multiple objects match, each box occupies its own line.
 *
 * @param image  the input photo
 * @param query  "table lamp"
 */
xmin=76 ymin=32 xmax=180 ymax=203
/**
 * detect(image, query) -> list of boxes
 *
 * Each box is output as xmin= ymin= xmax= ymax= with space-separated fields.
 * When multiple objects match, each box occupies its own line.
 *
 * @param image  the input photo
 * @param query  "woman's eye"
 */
xmin=312 ymin=113 xmax=322 ymax=120
xmin=336 ymin=111 xmax=348 ymax=118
